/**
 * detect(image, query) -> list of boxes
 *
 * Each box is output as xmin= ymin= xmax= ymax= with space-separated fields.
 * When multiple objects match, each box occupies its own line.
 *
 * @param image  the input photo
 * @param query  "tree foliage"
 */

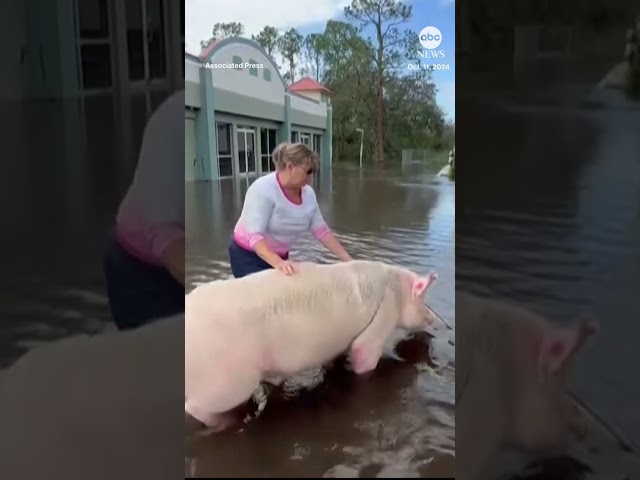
xmin=277 ymin=29 xmax=304 ymax=84
xmin=252 ymin=26 xmax=279 ymax=58
xmin=200 ymin=22 xmax=243 ymax=47
xmin=343 ymin=0 xmax=417 ymax=164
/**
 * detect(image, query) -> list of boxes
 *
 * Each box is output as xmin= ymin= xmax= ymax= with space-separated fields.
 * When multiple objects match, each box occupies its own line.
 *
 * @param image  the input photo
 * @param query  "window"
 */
xmin=79 ymin=0 xmax=109 ymax=39
xmin=291 ymin=131 xmax=298 ymax=143
xmin=263 ymin=69 xmax=271 ymax=81
xmin=232 ymin=55 xmax=242 ymax=69
xmin=78 ymin=0 xmax=112 ymax=90
xmin=249 ymin=59 xmax=258 ymax=76
xmin=313 ymin=134 xmax=322 ymax=155
xmin=126 ymin=0 xmax=144 ymax=80
xmin=260 ymin=128 xmax=278 ymax=173
xmin=300 ymin=133 xmax=311 ymax=146
xmin=216 ymin=122 xmax=233 ymax=177
xmin=80 ymin=44 xmax=112 ymax=89
xmin=146 ymin=0 xmax=167 ymax=79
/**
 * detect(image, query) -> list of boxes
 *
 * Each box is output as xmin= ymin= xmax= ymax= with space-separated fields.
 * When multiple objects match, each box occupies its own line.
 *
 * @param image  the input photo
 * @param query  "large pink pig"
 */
xmin=455 ymin=291 xmax=599 ymax=480
xmin=184 ymin=260 xmax=439 ymax=432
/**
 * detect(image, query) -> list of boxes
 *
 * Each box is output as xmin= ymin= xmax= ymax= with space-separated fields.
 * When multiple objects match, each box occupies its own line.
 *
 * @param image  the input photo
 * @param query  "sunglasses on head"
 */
xmin=287 ymin=162 xmax=314 ymax=175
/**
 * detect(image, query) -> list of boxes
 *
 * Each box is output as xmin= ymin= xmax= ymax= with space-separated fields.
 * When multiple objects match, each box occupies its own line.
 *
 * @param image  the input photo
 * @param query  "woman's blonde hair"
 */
xmin=271 ymin=142 xmax=320 ymax=172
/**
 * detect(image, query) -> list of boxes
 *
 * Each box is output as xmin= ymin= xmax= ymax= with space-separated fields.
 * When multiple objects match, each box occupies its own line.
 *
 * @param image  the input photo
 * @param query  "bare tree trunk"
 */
xmin=374 ymin=18 xmax=386 ymax=165
xmin=374 ymin=71 xmax=385 ymax=164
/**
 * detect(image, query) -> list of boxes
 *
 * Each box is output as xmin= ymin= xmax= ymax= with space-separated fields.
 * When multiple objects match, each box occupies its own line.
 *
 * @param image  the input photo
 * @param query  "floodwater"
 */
xmin=456 ymin=85 xmax=640 ymax=478
xmin=185 ymin=162 xmax=456 ymax=478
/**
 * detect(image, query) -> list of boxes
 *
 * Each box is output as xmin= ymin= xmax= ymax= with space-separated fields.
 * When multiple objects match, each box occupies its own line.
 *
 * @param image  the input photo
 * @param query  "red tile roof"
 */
xmin=198 ymin=39 xmax=221 ymax=59
xmin=288 ymin=76 xmax=334 ymax=96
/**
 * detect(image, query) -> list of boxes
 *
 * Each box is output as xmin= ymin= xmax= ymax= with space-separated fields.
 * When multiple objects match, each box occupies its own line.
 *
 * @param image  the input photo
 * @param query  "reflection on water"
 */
xmin=456 ymin=87 xmax=640 ymax=478
xmin=185 ymin=162 xmax=455 ymax=478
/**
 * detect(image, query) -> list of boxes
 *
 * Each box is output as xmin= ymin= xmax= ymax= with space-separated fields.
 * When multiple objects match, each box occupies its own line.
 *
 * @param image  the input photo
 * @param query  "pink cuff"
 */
xmin=247 ymin=233 xmax=265 ymax=248
xmin=150 ymin=223 xmax=185 ymax=259
xmin=312 ymin=225 xmax=330 ymax=239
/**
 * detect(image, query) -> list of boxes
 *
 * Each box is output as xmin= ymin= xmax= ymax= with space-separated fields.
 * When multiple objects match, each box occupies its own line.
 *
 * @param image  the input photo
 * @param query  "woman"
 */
xmin=103 ymin=89 xmax=185 ymax=330
xmin=229 ymin=142 xmax=352 ymax=278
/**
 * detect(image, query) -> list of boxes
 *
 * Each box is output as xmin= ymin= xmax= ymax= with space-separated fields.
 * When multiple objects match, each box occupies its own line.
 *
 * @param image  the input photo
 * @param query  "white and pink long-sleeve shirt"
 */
xmin=233 ymin=171 xmax=330 ymax=255
xmin=115 ymin=89 xmax=185 ymax=267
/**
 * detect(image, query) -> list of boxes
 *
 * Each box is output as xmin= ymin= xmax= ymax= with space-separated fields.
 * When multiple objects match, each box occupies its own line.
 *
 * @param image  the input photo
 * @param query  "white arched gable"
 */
xmin=205 ymin=39 xmax=285 ymax=104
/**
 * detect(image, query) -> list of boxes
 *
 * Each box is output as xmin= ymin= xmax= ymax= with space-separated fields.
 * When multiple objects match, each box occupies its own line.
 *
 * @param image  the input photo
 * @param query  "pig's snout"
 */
xmin=425 ymin=309 xmax=437 ymax=326
xmin=425 ymin=305 xmax=453 ymax=332
xmin=567 ymin=402 xmax=589 ymax=443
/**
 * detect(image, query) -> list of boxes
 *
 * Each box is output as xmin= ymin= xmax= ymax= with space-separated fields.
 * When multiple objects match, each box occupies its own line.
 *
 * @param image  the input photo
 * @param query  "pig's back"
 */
xmin=255 ymin=262 xmax=390 ymax=373
xmin=185 ymin=261 xmax=385 ymax=325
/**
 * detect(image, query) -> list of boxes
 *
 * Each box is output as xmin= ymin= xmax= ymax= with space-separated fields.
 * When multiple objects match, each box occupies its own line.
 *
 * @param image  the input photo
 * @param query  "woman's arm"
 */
xmin=317 ymin=230 xmax=353 ymax=262
xmin=236 ymin=182 xmax=295 ymax=271
xmin=309 ymin=201 xmax=353 ymax=262
xmin=253 ymin=239 xmax=288 ymax=269
xmin=159 ymin=236 xmax=185 ymax=285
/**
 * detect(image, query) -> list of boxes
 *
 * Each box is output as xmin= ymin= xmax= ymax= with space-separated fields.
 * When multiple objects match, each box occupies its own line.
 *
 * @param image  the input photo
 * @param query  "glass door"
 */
xmin=260 ymin=128 xmax=277 ymax=173
xmin=75 ymin=0 xmax=113 ymax=94
xmin=237 ymin=128 xmax=257 ymax=175
xmin=313 ymin=134 xmax=322 ymax=155
xmin=125 ymin=0 xmax=169 ymax=115
xmin=216 ymin=122 xmax=233 ymax=177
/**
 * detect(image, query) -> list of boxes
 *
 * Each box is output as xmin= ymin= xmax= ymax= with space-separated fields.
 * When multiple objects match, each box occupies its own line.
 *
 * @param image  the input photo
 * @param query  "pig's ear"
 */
xmin=412 ymin=272 xmax=438 ymax=298
xmin=538 ymin=314 xmax=598 ymax=377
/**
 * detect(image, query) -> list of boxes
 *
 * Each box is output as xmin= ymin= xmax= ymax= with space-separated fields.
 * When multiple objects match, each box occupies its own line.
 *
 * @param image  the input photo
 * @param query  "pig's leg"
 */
xmin=185 ymin=364 xmax=262 ymax=431
xmin=350 ymin=292 xmax=398 ymax=374
xmin=185 ymin=405 xmax=238 ymax=435
xmin=263 ymin=375 xmax=284 ymax=386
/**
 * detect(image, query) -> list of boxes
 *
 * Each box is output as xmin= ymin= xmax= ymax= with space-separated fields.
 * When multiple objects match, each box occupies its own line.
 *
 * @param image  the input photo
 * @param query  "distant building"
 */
xmin=185 ymin=37 xmax=334 ymax=182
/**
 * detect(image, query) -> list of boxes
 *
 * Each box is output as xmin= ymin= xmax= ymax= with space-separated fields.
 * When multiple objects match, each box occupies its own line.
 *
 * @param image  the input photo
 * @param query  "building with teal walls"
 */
xmin=184 ymin=37 xmax=333 ymax=182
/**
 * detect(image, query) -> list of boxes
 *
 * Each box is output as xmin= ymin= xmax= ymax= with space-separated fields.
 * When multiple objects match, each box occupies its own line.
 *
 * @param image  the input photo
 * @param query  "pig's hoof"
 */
xmin=190 ymin=411 xmax=239 ymax=436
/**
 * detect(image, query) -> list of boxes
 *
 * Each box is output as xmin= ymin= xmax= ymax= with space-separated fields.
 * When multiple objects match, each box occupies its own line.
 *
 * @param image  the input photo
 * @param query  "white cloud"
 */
xmin=185 ymin=0 xmax=351 ymax=54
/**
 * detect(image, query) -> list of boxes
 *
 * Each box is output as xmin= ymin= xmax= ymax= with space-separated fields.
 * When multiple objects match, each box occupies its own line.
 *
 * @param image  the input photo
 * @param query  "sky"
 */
xmin=185 ymin=0 xmax=455 ymax=121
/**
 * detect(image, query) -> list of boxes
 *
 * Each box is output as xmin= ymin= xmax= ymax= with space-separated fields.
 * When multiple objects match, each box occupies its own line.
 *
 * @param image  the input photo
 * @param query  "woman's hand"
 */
xmin=254 ymin=240 xmax=297 ymax=274
xmin=276 ymin=259 xmax=297 ymax=275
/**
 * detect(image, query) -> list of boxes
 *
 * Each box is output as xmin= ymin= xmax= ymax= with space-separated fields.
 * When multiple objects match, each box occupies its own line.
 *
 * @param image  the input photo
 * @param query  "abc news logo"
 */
xmin=418 ymin=26 xmax=445 ymax=59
